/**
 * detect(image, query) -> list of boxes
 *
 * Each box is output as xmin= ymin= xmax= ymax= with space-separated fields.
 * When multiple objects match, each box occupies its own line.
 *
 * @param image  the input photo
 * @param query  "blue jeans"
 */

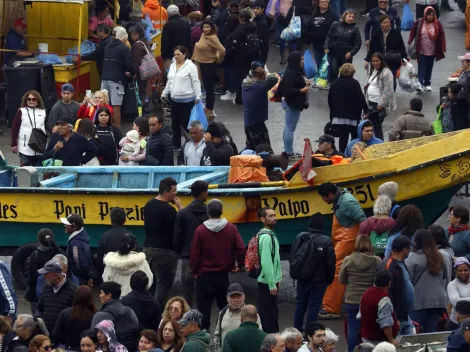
xmin=330 ymin=0 xmax=348 ymax=17
xmin=410 ymin=308 xmax=444 ymax=333
xmin=346 ymin=304 xmax=361 ymax=352
xmin=417 ymin=55 xmax=435 ymax=86
xmin=294 ymin=281 xmax=328 ymax=332
xmin=282 ymin=101 xmax=301 ymax=154
xmin=399 ymin=317 xmax=416 ymax=336
xmin=312 ymin=47 xmax=324 ymax=68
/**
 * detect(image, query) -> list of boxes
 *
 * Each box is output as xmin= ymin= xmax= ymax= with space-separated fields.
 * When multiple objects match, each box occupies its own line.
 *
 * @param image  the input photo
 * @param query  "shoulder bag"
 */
xmin=383 ymin=33 xmax=402 ymax=67
xmin=138 ymin=41 xmax=161 ymax=80
xmin=26 ymin=109 xmax=47 ymax=153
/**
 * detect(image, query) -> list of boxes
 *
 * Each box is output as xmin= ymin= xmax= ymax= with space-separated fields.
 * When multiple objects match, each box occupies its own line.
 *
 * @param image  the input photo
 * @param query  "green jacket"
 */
xmin=257 ymin=229 xmax=282 ymax=290
xmin=181 ymin=329 xmax=212 ymax=352
xmin=333 ymin=189 xmax=367 ymax=228
xmin=222 ymin=321 xmax=267 ymax=352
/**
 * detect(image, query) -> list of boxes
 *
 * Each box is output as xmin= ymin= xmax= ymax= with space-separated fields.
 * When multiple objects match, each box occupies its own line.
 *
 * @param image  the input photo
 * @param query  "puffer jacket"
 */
xmin=324 ymin=21 xmax=362 ymax=58
xmin=11 ymin=107 xmax=47 ymax=156
xmin=339 ymin=252 xmax=381 ymax=304
xmin=101 ymin=39 xmax=134 ymax=84
xmin=388 ymin=110 xmax=434 ymax=141
xmin=103 ymin=252 xmax=154 ymax=297
xmin=145 ymin=126 xmax=173 ymax=166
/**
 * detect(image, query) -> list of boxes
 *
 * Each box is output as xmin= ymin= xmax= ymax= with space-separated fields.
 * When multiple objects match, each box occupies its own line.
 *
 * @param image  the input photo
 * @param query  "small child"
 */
xmin=119 ymin=130 xmax=141 ymax=166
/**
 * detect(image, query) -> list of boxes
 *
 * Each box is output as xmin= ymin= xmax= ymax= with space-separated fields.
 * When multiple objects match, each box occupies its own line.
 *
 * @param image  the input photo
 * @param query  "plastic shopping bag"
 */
xmin=188 ymin=101 xmax=208 ymax=130
xmin=36 ymin=54 xmax=63 ymax=65
xmin=433 ymin=107 xmax=443 ymax=134
xmin=401 ymin=3 xmax=414 ymax=31
xmin=281 ymin=7 xmax=301 ymax=41
xmin=398 ymin=59 xmax=422 ymax=92
xmin=314 ymin=54 xmax=329 ymax=88
xmin=304 ymin=48 xmax=316 ymax=78
xmin=65 ymin=40 xmax=96 ymax=63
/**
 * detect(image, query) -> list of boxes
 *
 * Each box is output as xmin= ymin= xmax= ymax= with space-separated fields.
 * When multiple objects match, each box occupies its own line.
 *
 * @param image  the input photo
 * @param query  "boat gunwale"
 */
xmin=0 ymin=150 xmax=469 ymax=196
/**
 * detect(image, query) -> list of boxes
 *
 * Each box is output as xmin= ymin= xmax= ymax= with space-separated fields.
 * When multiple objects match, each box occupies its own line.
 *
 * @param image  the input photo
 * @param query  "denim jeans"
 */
xmin=312 ymin=47 xmax=324 ymax=68
xmin=346 ymin=304 xmax=361 ymax=352
xmin=282 ymin=100 xmax=302 ymax=154
xmin=294 ymin=280 xmax=328 ymax=333
xmin=181 ymin=258 xmax=194 ymax=307
xmin=330 ymin=0 xmax=348 ymax=18
xmin=417 ymin=55 xmax=435 ymax=86
xmin=399 ymin=317 xmax=416 ymax=336
xmin=410 ymin=308 xmax=444 ymax=333
xmin=143 ymin=247 xmax=178 ymax=308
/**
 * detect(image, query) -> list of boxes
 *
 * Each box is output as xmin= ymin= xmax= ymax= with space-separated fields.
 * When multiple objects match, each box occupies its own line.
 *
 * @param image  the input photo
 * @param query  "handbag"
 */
xmin=280 ymin=7 xmax=301 ymax=41
xmin=368 ymin=106 xmax=387 ymax=125
xmin=383 ymin=34 xmax=402 ymax=67
xmin=26 ymin=109 xmax=47 ymax=153
xmin=408 ymin=39 xmax=417 ymax=60
xmin=138 ymin=41 xmax=160 ymax=80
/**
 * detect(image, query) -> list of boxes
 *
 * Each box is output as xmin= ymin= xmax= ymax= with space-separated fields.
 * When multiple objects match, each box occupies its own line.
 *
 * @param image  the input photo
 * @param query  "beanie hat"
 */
xmin=378 ymin=182 xmax=398 ymax=201
xmin=308 ymin=212 xmax=324 ymax=231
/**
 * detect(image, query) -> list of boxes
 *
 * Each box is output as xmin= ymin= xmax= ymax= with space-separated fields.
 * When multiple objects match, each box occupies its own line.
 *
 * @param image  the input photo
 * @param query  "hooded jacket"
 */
xmin=324 ymin=20 xmax=362 ymax=58
xmin=95 ymin=119 xmax=122 ymax=166
xmin=359 ymin=217 xmax=395 ymax=236
xmin=67 ymin=228 xmax=95 ymax=284
xmin=344 ymin=120 xmax=384 ymax=157
xmin=161 ymin=15 xmax=192 ymax=60
xmin=174 ymin=200 xmax=209 ymax=258
xmin=94 ymin=320 xmax=130 ymax=352
xmin=202 ymin=140 xmax=234 ymax=166
xmin=388 ymin=110 xmax=433 ymax=141
xmin=332 ymin=188 xmax=368 ymax=228
xmin=182 ymin=329 xmax=212 ymax=352
xmin=0 ymin=262 xmax=17 ymax=321
xmin=408 ymin=9 xmax=446 ymax=62
xmin=142 ymin=0 xmax=168 ymax=30
xmin=47 ymin=100 xmax=81 ymax=133
xmin=280 ymin=52 xmax=308 ymax=111
xmin=225 ymin=23 xmax=262 ymax=64
xmin=101 ymin=39 xmax=134 ymax=84
xmin=102 ymin=252 xmax=154 ymax=297
xmin=145 ymin=126 xmax=173 ymax=166
xmin=254 ymin=14 xmax=270 ymax=63
xmin=190 ymin=218 xmax=246 ymax=276
xmin=161 ymin=59 xmax=202 ymax=101
xmin=257 ymin=229 xmax=282 ymax=290
xmin=121 ymin=290 xmax=161 ymax=331
xmin=339 ymin=252 xmax=381 ymax=304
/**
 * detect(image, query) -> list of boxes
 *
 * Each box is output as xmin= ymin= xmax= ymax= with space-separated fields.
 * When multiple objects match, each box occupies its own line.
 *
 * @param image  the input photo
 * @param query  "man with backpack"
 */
xmin=179 ymin=309 xmax=212 ymax=352
xmin=290 ymin=213 xmax=336 ymax=332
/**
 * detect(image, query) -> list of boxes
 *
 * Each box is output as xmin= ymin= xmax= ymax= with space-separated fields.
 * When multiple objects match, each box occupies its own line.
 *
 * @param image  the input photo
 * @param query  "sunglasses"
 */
xmin=27 ymin=98 xmax=37 ymax=102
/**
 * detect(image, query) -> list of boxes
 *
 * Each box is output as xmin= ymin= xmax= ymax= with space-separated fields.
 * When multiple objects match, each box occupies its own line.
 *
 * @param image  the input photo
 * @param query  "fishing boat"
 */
xmin=1 ymin=130 xmax=469 ymax=287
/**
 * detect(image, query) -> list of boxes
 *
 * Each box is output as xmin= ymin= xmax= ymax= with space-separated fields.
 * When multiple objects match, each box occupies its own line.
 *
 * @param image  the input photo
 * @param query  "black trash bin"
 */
xmin=2 ymin=64 xmax=57 ymax=127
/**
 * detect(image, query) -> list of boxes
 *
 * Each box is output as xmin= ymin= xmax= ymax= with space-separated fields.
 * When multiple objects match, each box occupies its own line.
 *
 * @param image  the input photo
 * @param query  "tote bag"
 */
xmin=138 ymin=41 xmax=161 ymax=80
xmin=280 ymin=7 xmax=301 ymax=41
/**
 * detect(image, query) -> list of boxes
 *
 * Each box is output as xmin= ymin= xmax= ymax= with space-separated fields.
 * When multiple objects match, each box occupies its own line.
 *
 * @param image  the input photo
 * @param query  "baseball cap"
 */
xmin=178 ymin=309 xmax=203 ymax=327
xmin=391 ymin=235 xmax=415 ymax=252
xmin=462 ymin=318 xmax=470 ymax=331
xmin=55 ymin=116 xmax=74 ymax=125
xmin=60 ymin=213 xmax=84 ymax=228
xmin=315 ymin=134 xmax=335 ymax=144
xmin=227 ymin=283 xmax=244 ymax=296
xmin=14 ymin=18 xmax=27 ymax=28
xmin=458 ymin=53 xmax=470 ymax=61
xmin=61 ymin=83 xmax=75 ymax=93
xmin=37 ymin=259 xmax=62 ymax=274
xmin=454 ymin=257 xmax=470 ymax=268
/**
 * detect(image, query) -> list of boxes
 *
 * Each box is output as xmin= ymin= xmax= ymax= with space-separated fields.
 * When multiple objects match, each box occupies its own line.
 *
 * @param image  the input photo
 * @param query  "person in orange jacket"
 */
xmin=142 ymin=0 xmax=168 ymax=31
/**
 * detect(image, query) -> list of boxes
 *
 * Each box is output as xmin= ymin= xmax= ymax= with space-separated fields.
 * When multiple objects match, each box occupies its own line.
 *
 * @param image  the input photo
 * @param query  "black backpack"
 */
xmin=242 ymin=32 xmax=261 ymax=56
xmin=102 ymin=307 xmax=139 ymax=351
xmin=289 ymin=231 xmax=323 ymax=280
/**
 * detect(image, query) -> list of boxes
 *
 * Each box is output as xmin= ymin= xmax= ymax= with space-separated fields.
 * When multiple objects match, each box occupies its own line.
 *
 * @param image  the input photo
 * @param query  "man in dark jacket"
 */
xmin=161 ymin=6 xmax=191 ymax=70
xmin=0 ymin=261 xmax=17 ymax=322
xmin=91 ymin=281 xmax=140 ymax=351
xmin=253 ymin=3 xmax=270 ymax=64
xmin=203 ymin=123 xmax=235 ymax=166
xmin=314 ymin=134 xmax=344 ymax=158
xmin=96 ymin=207 xmax=138 ymax=278
xmin=101 ymin=26 xmax=134 ymax=126
xmin=62 ymin=214 xmax=95 ymax=286
xmin=174 ymin=180 xmax=209 ymax=306
xmin=146 ymin=115 xmax=173 ymax=165
xmin=191 ymin=199 xmax=246 ymax=330
xmin=36 ymin=259 xmax=77 ymax=333
xmin=364 ymin=1 xmax=401 ymax=43
xmin=448 ymin=302 xmax=470 ymax=351
xmin=381 ymin=235 xmax=416 ymax=336
xmin=79 ymin=24 xmax=112 ymax=77
xmin=293 ymin=213 xmax=335 ymax=333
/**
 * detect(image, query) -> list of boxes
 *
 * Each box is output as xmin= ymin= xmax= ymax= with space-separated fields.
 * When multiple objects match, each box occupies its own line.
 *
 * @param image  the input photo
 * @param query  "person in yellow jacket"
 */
xmin=142 ymin=0 xmax=168 ymax=31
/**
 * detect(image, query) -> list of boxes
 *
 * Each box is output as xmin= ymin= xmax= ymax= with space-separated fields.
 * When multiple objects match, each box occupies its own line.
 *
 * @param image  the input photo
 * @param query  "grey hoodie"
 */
xmin=47 ymin=100 xmax=80 ymax=133
xmin=339 ymin=252 xmax=381 ymax=304
xmin=203 ymin=218 xmax=228 ymax=232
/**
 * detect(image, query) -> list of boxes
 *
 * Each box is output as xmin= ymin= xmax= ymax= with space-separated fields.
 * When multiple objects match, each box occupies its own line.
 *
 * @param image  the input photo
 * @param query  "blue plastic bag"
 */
xmin=314 ymin=54 xmax=329 ymax=88
xmin=188 ymin=101 xmax=208 ymax=130
xmin=65 ymin=40 xmax=96 ymax=63
xmin=401 ymin=3 xmax=414 ymax=31
xmin=304 ymin=49 xmax=316 ymax=78
xmin=36 ymin=54 xmax=63 ymax=65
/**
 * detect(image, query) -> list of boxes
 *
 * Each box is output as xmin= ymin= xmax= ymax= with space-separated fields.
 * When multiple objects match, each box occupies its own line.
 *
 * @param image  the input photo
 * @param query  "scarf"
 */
xmin=448 ymin=223 xmax=469 ymax=235
xmin=423 ymin=6 xmax=439 ymax=41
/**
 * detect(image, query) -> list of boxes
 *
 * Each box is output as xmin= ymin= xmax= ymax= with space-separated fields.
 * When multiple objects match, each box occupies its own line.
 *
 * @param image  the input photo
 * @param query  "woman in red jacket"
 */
xmin=76 ymin=90 xmax=114 ymax=124
xmin=408 ymin=6 xmax=446 ymax=91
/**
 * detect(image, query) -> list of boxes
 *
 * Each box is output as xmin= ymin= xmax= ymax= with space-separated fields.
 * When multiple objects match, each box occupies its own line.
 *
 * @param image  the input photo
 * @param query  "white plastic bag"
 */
xmin=398 ymin=59 xmax=422 ymax=92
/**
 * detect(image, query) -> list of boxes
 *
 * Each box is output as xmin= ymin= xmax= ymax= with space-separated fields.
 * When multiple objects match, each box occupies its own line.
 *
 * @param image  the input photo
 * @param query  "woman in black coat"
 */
xmin=328 ymin=63 xmax=369 ymax=152
xmin=365 ymin=14 xmax=407 ymax=90
xmin=447 ymin=83 xmax=470 ymax=131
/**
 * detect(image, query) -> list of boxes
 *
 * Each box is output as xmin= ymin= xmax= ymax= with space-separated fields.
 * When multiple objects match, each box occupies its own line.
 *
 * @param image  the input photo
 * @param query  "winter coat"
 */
xmin=221 ymin=321 xmax=266 ymax=352
xmin=174 ymin=200 xmax=209 ymax=259
xmin=52 ymin=307 xmax=94 ymax=350
xmin=280 ymin=52 xmax=308 ymax=111
xmin=121 ymin=290 xmax=161 ymax=331
xmin=94 ymin=319 xmax=130 ymax=352
xmin=181 ymin=330 xmax=212 ymax=352
xmin=254 ymin=14 xmax=270 ymax=63
xmin=36 ymin=270 xmax=79 ymax=301
xmin=365 ymin=67 xmax=397 ymax=114
xmin=142 ymin=0 xmax=168 ymax=30
xmin=339 ymin=252 xmax=381 ymax=304
xmin=161 ymin=15 xmax=192 ymax=60
xmin=366 ymin=29 xmax=407 ymax=70
xmin=408 ymin=14 xmax=446 ymax=62
xmin=202 ymin=140 xmax=234 ymax=166
xmin=66 ymin=228 xmax=95 ymax=284
xmin=47 ymin=101 xmax=80 ymax=133
xmin=447 ymin=324 xmax=470 ymax=352
xmin=213 ymin=8 xmax=230 ymax=43
xmin=404 ymin=250 xmax=448 ymax=310
xmin=162 ymin=59 xmax=202 ymax=101
xmin=94 ymin=123 xmax=122 ymax=165
xmin=309 ymin=10 xmax=338 ymax=51
xmin=242 ymin=74 xmax=278 ymax=127
xmin=103 ymin=252 xmax=154 ymax=297
xmin=449 ymin=92 xmax=470 ymax=130
xmin=344 ymin=121 xmax=384 ymax=157
xmin=324 ymin=21 xmax=362 ymax=59
xmin=364 ymin=6 xmax=401 ymax=41
xmin=192 ymin=34 xmax=226 ymax=64
xmin=145 ymin=128 xmax=173 ymax=166
xmin=359 ymin=217 xmax=395 ymax=236
xmin=101 ymin=39 xmax=134 ymax=84
xmin=328 ymin=76 xmax=368 ymax=123
xmin=332 ymin=188 xmax=368 ymax=228
xmin=447 ymin=228 xmax=470 ymax=260
xmin=10 ymin=107 xmax=46 ymax=156
xmin=81 ymin=35 xmax=112 ymax=76
xmin=388 ymin=110 xmax=433 ymax=141
xmin=42 ymin=132 xmax=98 ymax=166
xmin=0 ymin=262 xmax=17 ymax=320
xmin=225 ymin=23 xmax=262 ymax=64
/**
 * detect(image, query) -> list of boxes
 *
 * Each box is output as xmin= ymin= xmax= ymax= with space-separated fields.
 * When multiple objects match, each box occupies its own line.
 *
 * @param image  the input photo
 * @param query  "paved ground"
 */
xmin=0 ymin=1 xmax=469 ymax=350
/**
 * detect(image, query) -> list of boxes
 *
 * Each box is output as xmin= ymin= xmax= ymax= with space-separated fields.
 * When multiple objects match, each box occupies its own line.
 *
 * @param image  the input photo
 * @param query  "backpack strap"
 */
xmin=258 ymin=230 xmax=276 ymax=264
xmin=217 ymin=306 xmax=228 ymax=340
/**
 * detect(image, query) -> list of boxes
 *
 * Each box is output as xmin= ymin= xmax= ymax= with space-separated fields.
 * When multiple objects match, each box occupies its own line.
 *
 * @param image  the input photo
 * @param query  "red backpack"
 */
xmin=245 ymin=230 xmax=275 ymax=279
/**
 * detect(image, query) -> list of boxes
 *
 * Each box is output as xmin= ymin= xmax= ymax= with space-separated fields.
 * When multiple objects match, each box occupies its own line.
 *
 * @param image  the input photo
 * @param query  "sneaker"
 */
xmin=416 ymin=86 xmax=423 ymax=93
xmin=215 ymin=87 xmax=227 ymax=95
xmin=220 ymin=92 xmax=235 ymax=101
xmin=425 ymin=86 xmax=432 ymax=91
xmin=288 ymin=153 xmax=302 ymax=160
xmin=319 ymin=85 xmax=330 ymax=90
xmin=318 ymin=309 xmax=341 ymax=320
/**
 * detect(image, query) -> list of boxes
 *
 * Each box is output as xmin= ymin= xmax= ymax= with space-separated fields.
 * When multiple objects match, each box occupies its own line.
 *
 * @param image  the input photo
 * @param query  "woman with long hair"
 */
xmin=119 ymin=116 xmax=150 ymax=165
xmin=10 ymin=90 xmax=47 ymax=166
xmin=138 ymin=330 xmax=159 ymax=351
xmin=405 ymin=229 xmax=448 ymax=332
xmin=52 ymin=285 xmax=96 ymax=350
xmin=157 ymin=319 xmax=184 ymax=352
xmin=80 ymin=330 xmax=99 ymax=352
xmin=94 ymin=106 xmax=122 ymax=165
xmin=162 ymin=297 xmax=191 ymax=323
xmin=429 ymin=224 xmax=454 ymax=287
xmin=447 ymin=257 xmax=470 ymax=330
xmin=25 ymin=229 xmax=63 ymax=316
xmin=103 ymin=234 xmax=153 ymax=297
xmin=446 ymin=205 xmax=470 ymax=258
xmin=339 ymin=235 xmax=381 ymax=352
xmin=384 ymin=205 xmax=424 ymax=260
xmin=29 ymin=335 xmax=51 ymax=352
xmin=408 ymin=6 xmax=446 ymax=91
xmin=364 ymin=52 xmax=396 ymax=140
